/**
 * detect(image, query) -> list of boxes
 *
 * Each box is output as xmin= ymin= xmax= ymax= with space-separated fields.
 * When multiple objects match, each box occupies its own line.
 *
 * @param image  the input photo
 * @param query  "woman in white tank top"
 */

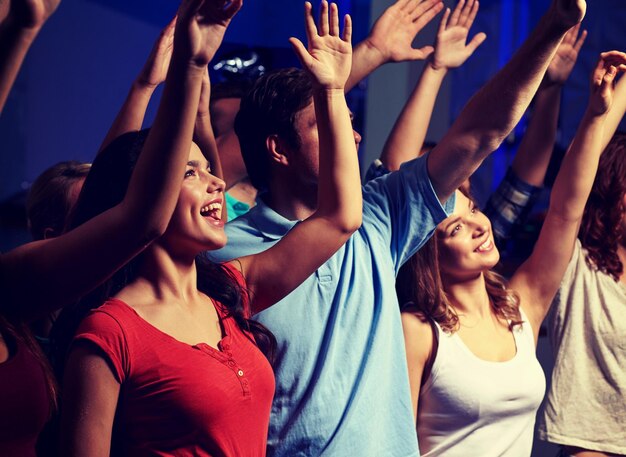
xmin=399 ymin=51 xmax=626 ymax=456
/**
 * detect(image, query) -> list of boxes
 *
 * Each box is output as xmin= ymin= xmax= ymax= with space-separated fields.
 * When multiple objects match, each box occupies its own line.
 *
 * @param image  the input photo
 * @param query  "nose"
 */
xmin=205 ymin=172 xmax=225 ymax=194
xmin=353 ymin=129 xmax=362 ymax=147
xmin=471 ymin=219 xmax=489 ymax=238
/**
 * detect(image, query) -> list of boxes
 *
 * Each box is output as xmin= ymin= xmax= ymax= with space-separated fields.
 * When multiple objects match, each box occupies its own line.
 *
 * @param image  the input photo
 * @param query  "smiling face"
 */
xmin=436 ymin=190 xmax=500 ymax=281
xmin=160 ymin=143 xmax=227 ymax=254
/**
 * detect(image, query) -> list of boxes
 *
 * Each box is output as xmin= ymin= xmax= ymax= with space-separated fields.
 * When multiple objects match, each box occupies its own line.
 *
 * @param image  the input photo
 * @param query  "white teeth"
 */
xmin=476 ymin=238 xmax=492 ymax=252
xmin=200 ymin=202 xmax=222 ymax=219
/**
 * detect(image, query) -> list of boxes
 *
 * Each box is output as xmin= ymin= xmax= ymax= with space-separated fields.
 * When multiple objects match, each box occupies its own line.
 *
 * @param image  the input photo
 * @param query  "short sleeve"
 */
xmin=362 ymin=154 xmax=455 ymax=271
xmin=73 ymin=308 xmax=130 ymax=384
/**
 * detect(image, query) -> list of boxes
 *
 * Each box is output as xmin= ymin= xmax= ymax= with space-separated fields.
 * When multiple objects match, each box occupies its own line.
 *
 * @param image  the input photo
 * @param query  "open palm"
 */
xmin=432 ymin=0 xmax=486 ymax=70
xmin=290 ymin=1 xmax=352 ymax=90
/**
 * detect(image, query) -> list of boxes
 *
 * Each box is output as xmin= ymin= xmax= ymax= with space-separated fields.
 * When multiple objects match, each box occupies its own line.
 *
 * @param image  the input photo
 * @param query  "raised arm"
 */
xmin=484 ymin=24 xmax=586 ymax=242
xmin=511 ymin=23 xmax=586 ymax=187
xmin=98 ymin=17 xmax=176 ymax=152
xmin=511 ymin=51 xmax=626 ymax=338
xmin=194 ymin=68 xmax=228 ymax=220
xmin=427 ymin=0 xmax=586 ymax=203
xmin=0 ymin=0 xmax=60 ymax=114
xmin=346 ymin=0 xmax=443 ymax=92
xmin=379 ymin=0 xmax=485 ymax=171
xmin=0 ymin=0 xmax=242 ymax=321
xmin=236 ymin=1 xmax=361 ymax=313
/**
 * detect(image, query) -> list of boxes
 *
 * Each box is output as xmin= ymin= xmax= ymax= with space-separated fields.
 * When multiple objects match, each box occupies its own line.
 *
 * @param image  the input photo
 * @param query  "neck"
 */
xmin=135 ymin=244 xmax=200 ymax=303
xmin=266 ymin=172 xmax=318 ymax=221
xmin=442 ymin=271 xmax=492 ymax=319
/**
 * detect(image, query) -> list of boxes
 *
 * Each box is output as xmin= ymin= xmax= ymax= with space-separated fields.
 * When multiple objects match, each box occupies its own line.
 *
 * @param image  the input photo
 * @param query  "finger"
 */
xmin=289 ymin=37 xmax=312 ymax=68
xmin=319 ymin=0 xmax=330 ymax=35
xmin=465 ymin=0 xmax=480 ymax=29
xmin=562 ymin=23 xmax=578 ymax=45
xmin=466 ymin=32 xmax=487 ymax=53
xmin=573 ymin=29 xmax=587 ymax=52
xmin=342 ymin=13 xmax=352 ymax=43
xmin=329 ymin=2 xmax=339 ymax=37
xmin=178 ymin=0 xmax=204 ymax=23
xmin=449 ymin=0 xmax=465 ymax=26
xmin=458 ymin=0 xmax=474 ymax=27
xmin=409 ymin=45 xmax=435 ymax=61
xmin=438 ymin=7 xmax=451 ymax=35
xmin=223 ymin=0 xmax=243 ymax=19
xmin=304 ymin=2 xmax=318 ymax=45
xmin=592 ymin=58 xmax=606 ymax=87
xmin=412 ymin=1 xmax=444 ymax=31
xmin=602 ymin=65 xmax=617 ymax=93
xmin=397 ymin=0 xmax=416 ymax=14
xmin=407 ymin=0 xmax=439 ymax=21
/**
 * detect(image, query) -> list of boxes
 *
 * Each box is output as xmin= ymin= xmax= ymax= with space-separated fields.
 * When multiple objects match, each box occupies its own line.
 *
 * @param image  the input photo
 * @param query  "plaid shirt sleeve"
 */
xmin=483 ymin=167 xmax=543 ymax=242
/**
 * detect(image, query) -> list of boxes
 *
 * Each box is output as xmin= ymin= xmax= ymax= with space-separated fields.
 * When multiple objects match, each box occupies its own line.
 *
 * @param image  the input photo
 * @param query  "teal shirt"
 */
xmin=225 ymin=192 xmax=251 ymax=221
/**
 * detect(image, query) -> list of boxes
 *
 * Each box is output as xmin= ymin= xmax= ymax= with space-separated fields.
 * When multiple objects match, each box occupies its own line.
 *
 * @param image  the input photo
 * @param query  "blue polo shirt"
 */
xmin=208 ymin=155 xmax=454 ymax=456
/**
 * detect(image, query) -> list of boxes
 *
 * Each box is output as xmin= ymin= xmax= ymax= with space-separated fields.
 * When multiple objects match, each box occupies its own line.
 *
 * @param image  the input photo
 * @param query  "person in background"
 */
xmin=400 ymin=50 xmax=625 ymax=456
xmin=207 ymin=0 xmax=587 ymax=455
xmin=0 ymin=0 xmax=226 ymax=453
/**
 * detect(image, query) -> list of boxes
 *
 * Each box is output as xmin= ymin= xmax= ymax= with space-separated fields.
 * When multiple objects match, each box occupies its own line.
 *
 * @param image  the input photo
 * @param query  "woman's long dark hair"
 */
xmin=579 ymin=132 xmax=626 ymax=281
xmin=51 ymin=130 xmax=275 ymax=377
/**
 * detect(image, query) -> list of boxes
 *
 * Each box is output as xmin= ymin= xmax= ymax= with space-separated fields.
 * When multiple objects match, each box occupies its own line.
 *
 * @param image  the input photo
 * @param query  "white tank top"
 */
xmin=417 ymin=309 xmax=546 ymax=456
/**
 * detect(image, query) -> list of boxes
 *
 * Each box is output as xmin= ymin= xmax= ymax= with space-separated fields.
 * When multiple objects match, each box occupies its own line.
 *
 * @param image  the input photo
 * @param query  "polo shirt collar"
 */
xmin=248 ymin=193 xmax=299 ymax=241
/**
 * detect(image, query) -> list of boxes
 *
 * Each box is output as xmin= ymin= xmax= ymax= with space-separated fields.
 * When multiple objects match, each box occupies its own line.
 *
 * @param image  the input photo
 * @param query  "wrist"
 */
xmin=426 ymin=58 xmax=449 ymax=75
xmin=1 ymin=17 xmax=41 ymax=43
xmin=359 ymin=37 xmax=389 ymax=66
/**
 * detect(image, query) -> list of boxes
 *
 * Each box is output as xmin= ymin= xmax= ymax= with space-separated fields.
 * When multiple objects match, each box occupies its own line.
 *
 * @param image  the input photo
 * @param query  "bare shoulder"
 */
xmin=401 ymin=309 xmax=436 ymax=359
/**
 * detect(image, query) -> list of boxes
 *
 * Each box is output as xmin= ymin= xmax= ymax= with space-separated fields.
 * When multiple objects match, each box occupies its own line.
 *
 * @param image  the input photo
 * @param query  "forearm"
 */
xmin=549 ymin=109 xmax=605 ymax=220
xmin=0 ymin=22 xmax=39 ymax=114
xmin=98 ymin=82 xmax=155 ymax=153
xmin=511 ymin=82 xmax=562 ymax=186
xmin=123 ymin=53 xmax=205 ymax=236
xmin=380 ymin=62 xmax=447 ymax=171
xmin=345 ymin=39 xmax=386 ymax=92
xmin=429 ymin=9 xmax=572 ymax=200
xmin=314 ymin=88 xmax=362 ymax=231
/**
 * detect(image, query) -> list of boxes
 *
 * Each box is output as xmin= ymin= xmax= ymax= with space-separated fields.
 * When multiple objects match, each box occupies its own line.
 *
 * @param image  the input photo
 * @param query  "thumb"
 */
xmin=289 ymin=37 xmax=311 ymax=68
xmin=467 ymin=32 xmax=487 ymax=54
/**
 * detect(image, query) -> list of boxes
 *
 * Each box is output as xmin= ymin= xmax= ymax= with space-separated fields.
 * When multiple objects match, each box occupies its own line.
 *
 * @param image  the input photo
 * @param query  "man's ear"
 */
xmin=266 ymin=134 xmax=290 ymax=166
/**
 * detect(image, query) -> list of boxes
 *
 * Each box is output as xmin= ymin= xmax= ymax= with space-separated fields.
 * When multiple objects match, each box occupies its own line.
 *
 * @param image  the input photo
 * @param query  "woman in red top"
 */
xmin=60 ymin=1 xmax=361 ymax=455
xmin=0 ymin=0 xmax=228 ymax=453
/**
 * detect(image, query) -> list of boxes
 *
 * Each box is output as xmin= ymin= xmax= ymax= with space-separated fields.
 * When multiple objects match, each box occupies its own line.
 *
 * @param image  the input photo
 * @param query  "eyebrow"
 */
xmin=444 ymin=216 xmax=461 ymax=232
xmin=187 ymin=160 xmax=209 ymax=169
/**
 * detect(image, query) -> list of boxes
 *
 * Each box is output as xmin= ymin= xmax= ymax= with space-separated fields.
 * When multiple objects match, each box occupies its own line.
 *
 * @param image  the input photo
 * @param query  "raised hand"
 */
xmin=551 ymin=0 xmax=586 ymax=30
xmin=136 ymin=17 xmax=176 ymax=89
xmin=588 ymin=51 xmax=626 ymax=116
xmin=544 ymin=23 xmax=586 ymax=86
xmin=289 ymin=1 xmax=352 ymax=90
xmin=6 ymin=0 xmax=61 ymax=30
xmin=431 ymin=0 xmax=486 ymax=71
xmin=365 ymin=0 xmax=443 ymax=62
xmin=176 ymin=0 xmax=242 ymax=68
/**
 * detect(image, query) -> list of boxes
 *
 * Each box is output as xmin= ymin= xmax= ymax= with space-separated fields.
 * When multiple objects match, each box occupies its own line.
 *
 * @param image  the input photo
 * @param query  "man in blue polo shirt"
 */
xmin=207 ymin=1 xmax=586 ymax=455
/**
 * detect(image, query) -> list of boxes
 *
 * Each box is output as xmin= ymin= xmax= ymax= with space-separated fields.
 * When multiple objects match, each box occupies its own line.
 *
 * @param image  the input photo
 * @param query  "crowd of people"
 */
xmin=0 ymin=0 xmax=624 ymax=456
